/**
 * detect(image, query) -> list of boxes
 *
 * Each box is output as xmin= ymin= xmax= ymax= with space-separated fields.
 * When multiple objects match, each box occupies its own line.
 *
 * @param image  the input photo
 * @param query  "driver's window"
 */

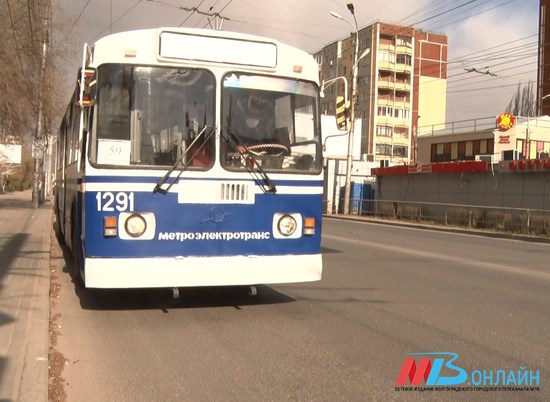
xmin=221 ymin=73 xmax=321 ymax=173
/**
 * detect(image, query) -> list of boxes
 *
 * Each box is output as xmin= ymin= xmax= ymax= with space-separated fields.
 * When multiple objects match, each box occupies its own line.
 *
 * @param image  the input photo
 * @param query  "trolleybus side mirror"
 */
xmin=77 ymin=67 xmax=97 ymax=107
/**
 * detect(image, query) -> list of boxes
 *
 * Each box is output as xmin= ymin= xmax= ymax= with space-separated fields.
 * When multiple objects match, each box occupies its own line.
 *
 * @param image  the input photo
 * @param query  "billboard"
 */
xmin=0 ymin=144 xmax=22 ymax=164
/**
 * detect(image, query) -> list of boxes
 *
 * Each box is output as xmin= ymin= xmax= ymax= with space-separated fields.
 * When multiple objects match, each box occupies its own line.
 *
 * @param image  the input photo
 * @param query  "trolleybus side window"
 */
xmin=90 ymin=65 xmax=215 ymax=168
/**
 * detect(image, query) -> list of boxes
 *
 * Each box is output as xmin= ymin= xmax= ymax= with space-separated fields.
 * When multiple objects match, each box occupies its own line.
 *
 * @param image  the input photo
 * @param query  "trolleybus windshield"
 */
xmin=90 ymin=64 xmax=215 ymax=168
xmin=221 ymin=73 xmax=322 ymax=173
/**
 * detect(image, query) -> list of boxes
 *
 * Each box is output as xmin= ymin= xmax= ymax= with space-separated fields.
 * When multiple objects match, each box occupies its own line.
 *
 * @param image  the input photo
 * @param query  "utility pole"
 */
xmin=32 ymin=0 xmax=50 ymax=208
xmin=330 ymin=3 xmax=360 ymax=215
xmin=344 ymin=3 xmax=359 ymax=215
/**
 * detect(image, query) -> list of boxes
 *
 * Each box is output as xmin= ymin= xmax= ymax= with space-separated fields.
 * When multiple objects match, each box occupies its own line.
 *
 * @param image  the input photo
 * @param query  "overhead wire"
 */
xmin=398 ymin=0 xmax=458 ymax=25
xmin=69 ymin=0 xmax=93 ymax=32
xmin=91 ymin=0 xmax=143 ymax=42
xmin=360 ymin=0 xmax=536 ymax=104
xmin=393 ymin=0 xmax=538 ymax=106
xmin=408 ymin=0 xmax=480 ymax=26
xmin=224 ymin=0 xmax=342 ymax=46
xmin=57 ymin=0 xmax=538 ymax=117
xmin=295 ymin=0 xmax=536 ymax=111
xmin=177 ymin=0 xmax=206 ymax=27
xmin=426 ymin=0 xmax=517 ymax=32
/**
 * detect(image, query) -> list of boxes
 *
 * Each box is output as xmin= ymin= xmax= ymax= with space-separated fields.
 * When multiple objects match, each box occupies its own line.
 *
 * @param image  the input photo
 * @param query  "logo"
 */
xmin=395 ymin=352 xmax=541 ymax=393
xmin=497 ymin=112 xmax=515 ymax=131
xmin=396 ymin=352 xmax=467 ymax=386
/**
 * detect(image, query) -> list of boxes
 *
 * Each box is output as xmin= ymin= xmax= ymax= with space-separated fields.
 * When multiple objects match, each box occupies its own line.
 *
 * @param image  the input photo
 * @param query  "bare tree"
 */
xmin=0 ymin=0 xmax=35 ymax=143
xmin=0 ymin=0 xmax=72 ymax=191
xmin=505 ymin=80 xmax=536 ymax=117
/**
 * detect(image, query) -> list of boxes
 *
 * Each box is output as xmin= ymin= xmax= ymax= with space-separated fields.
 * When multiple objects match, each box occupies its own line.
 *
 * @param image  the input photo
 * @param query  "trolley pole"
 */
xmin=32 ymin=0 xmax=50 ymax=208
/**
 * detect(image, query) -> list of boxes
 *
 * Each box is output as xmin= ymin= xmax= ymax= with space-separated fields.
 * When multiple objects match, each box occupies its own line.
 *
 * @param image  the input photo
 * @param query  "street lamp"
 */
xmin=331 ymin=3 xmax=359 ymax=215
xmin=539 ymin=93 xmax=550 ymax=116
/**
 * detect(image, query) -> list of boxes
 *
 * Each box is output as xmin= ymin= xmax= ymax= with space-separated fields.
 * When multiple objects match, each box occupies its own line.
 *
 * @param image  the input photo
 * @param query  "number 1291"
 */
xmin=95 ymin=192 xmax=135 ymax=212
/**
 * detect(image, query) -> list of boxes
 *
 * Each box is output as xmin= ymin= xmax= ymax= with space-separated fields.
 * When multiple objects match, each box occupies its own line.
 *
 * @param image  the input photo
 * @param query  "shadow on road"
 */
xmin=0 ymin=192 xmax=32 ymax=210
xmin=320 ymin=246 xmax=342 ymax=254
xmin=76 ymin=285 xmax=295 ymax=312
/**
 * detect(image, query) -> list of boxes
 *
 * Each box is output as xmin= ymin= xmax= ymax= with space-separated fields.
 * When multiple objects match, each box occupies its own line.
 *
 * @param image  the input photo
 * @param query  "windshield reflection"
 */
xmin=91 ymin=65 xmax=215 ymax=168
xmin=221 ymin=73 xmax=322 ymax=173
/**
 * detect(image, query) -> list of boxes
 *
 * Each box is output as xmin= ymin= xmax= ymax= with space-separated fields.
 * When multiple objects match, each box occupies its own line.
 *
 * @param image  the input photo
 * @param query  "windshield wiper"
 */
xmin=220 ymin=127 xmax=276 ymax=193
xmin=153 ymin=125 xmax=215 ymax=194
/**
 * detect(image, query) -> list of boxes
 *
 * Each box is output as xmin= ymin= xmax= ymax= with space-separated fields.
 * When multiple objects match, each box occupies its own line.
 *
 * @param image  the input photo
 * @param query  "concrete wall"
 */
xmin=375 ymin=167 xmax=550 ymax=210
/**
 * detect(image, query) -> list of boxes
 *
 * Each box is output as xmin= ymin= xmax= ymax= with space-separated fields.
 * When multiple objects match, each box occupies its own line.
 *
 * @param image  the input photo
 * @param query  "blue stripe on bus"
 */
xmin=84 ymin=191 xmax=323 ymax=258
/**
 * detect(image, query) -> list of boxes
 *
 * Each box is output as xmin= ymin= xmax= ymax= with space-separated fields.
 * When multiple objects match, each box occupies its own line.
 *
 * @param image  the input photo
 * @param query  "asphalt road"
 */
xmin=50 ymin=218 xmax=549 ymax=401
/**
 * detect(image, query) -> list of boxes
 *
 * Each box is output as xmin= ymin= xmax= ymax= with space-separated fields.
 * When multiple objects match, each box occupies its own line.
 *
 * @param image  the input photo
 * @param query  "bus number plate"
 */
xmin=96 ymin=192 xmax=135 ymax=212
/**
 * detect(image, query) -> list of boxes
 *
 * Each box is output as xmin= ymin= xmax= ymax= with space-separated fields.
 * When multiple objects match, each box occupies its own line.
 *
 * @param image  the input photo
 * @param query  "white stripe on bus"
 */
xmin=83 ymin=182 xmax=323 ymax=194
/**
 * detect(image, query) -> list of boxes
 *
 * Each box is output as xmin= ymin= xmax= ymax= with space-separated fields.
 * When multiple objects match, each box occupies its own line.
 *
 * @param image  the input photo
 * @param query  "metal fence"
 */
xmin=416 ymin=115 xmax=537 ymax=136
xmin=332 ymin=198 xmax=550 ymax=238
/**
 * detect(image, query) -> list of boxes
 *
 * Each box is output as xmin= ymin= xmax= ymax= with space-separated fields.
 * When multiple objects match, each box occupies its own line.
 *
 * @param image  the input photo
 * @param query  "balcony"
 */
xmin=392 ymin=100 xmax=411 ymax=109
xmin=396 ymin=45 xmax=412 ymax=56
xmin=378 ymin=79 xmax=395 ymax=91
xmin=393 ymin=118 xmax=409 ymax=128
xmin=376 ymin=116 xmax=410 ymax=128
xmin=394 ymin=81 xmax=411 ymax=92
xmin=392 ymin=136 xmax=409 ymax=147
xmin=378 ymin=60 xmax=396 ymax=72
xmin=379 ymin=43 xmax=395 ymax=52
xmin=395 ymin=63 xmax=412 ymax=74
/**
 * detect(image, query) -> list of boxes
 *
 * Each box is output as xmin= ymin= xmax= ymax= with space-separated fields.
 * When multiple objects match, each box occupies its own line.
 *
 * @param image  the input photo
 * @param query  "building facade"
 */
xmin=314 ymin=21 xmax=447 ymax=165
xmin=416 ymin=115 xmax=550 ymax=165
xmin=539 ymin=0 xmax=550 ymax=115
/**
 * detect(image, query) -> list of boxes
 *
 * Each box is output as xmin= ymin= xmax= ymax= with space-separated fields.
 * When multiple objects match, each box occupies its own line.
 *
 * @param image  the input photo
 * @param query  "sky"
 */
xmin=52 ymin=0 xmax=540 ymax=124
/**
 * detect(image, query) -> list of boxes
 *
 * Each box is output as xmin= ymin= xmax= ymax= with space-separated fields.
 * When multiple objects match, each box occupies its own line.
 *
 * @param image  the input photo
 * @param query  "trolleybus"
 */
xmin=54 ymin=27 xmax=323 ymax=289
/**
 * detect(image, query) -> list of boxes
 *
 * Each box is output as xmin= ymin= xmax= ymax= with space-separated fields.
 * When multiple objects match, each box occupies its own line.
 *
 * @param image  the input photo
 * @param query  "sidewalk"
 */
xmin=0 ymin=190 xmax=51 ymax=401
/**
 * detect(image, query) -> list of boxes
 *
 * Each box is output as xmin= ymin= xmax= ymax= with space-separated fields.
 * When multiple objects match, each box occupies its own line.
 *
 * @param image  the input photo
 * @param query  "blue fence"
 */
xmin=339 ymin=182 xmax=375 ymax=214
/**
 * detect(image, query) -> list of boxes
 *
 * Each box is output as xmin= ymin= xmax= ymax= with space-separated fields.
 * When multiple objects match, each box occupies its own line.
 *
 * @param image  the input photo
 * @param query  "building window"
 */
xmin=396 ymin=54 xmax=411 ymax=66
xmin=396 ymin=36 xmax=412 ymax=47
xmin=380 ymin=50 xmax=395 ymax=63
xmin=377 ymin=106 xmax=393 ymax=116
xmin=380 ymin=36 xmax=393 ymax=46
xmin=487 ymin=138 xmax=494 ymax=154
xmin=376 ymin=144 xmax=392 ymax=156
xmin=430 ymin=138 xmax=495 ymax=163
xmin=376 ymin=125 xmax=392 ymax=137
xmin=473 ymin=140 xmax=481 ymax=155
xmin=393 ymin=108 xmax=410 ymax=119
xmin=393 ymin=145 xmax=408 ymax=157
xmin=394 ymin=128 xmax=408 ymax=139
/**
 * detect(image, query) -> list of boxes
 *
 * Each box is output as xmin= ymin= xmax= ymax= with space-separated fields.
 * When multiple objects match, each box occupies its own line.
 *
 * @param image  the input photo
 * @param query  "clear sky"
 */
xmin=53 ymin=0 xmax=540 ymax=123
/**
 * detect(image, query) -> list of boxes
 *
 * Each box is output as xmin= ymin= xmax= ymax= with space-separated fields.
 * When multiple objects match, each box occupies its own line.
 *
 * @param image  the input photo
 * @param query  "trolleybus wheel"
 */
xmin=71 ymin=212 xmax=85 ymax=288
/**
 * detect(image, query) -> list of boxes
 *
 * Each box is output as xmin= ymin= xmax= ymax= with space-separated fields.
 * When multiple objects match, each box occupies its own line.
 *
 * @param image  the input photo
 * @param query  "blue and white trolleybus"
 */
xmin=54 ymin=28 xmax=323 ymax=289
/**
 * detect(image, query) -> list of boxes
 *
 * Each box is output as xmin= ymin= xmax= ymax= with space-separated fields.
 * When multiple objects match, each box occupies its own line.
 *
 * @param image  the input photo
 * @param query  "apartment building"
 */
xmin=314 ymin=21 xmax=447 ymax=165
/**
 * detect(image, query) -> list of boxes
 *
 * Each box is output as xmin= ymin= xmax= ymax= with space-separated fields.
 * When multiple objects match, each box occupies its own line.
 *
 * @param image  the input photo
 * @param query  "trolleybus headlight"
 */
xmin=277 ymin=214 xmax=297 ymax=237
xmin=124 ymin=213 xmax=147 ymax=238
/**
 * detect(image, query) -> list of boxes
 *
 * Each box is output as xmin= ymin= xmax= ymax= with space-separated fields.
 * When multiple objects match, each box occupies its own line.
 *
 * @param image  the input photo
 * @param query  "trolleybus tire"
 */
xmin=71 ymin=212 xmax=85 ymax=288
